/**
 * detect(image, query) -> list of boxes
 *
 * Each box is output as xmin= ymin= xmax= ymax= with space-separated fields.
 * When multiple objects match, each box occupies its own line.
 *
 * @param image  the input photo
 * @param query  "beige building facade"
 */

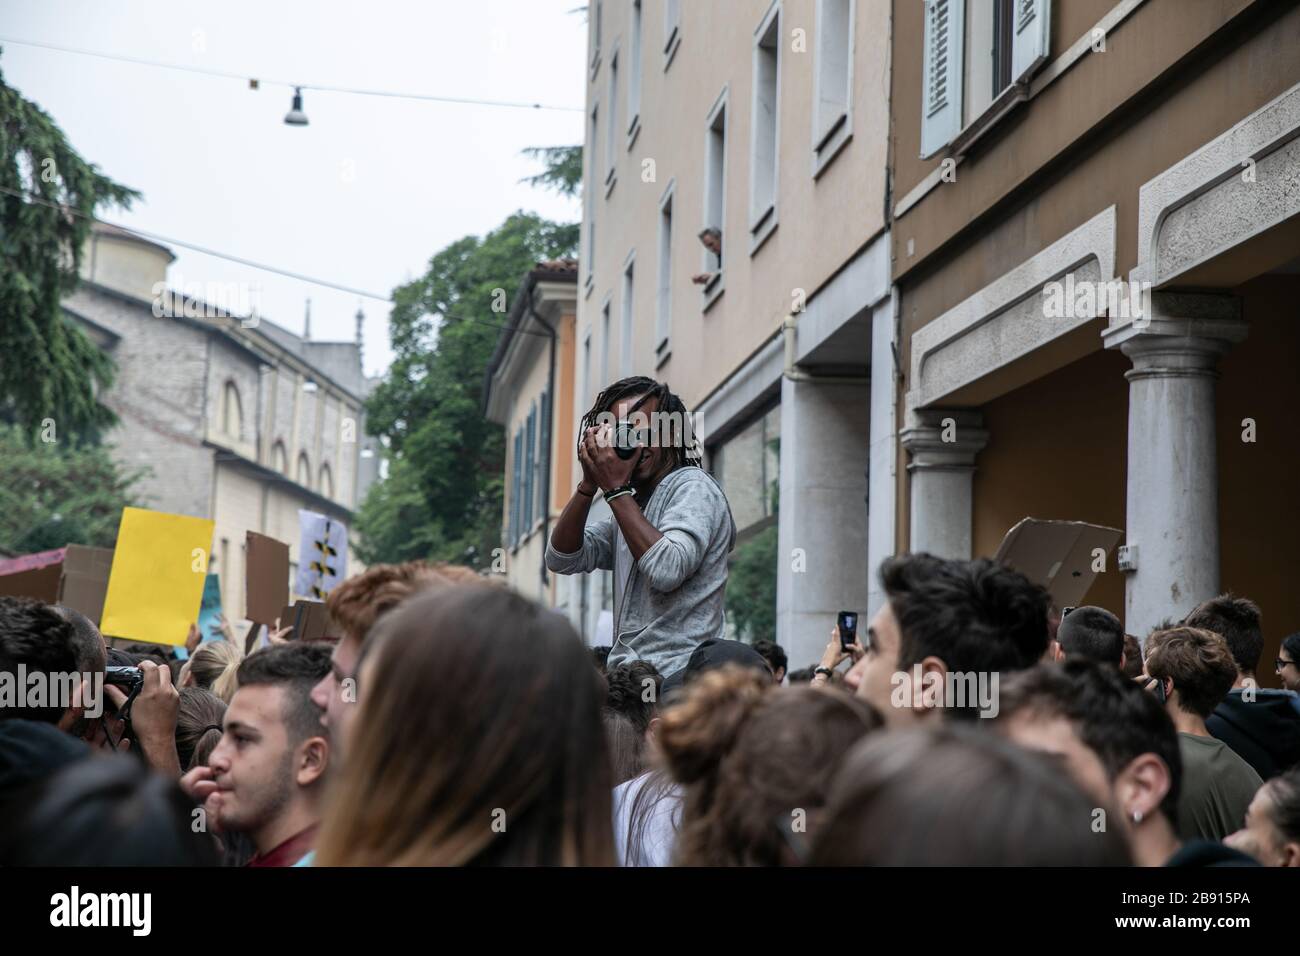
xmin=483 ymin=262 xmax=587 ymax=627
xmin=892 ymin=0 xmax=1300 ymax=677
xmin=576 ymin=0 xmax=895 ymax=667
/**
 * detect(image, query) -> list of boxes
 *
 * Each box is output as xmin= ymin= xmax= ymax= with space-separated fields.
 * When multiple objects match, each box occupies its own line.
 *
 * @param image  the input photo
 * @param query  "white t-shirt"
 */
xmin=612 ymin=771 xmax=682 ymax=867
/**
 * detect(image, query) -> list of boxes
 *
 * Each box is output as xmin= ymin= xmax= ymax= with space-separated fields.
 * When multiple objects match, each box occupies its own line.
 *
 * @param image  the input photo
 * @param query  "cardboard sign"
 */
xmin=994 ymin=518 xmax=1123 ymax=609
xmin=198 ymin=573 xmax=224 ymax=642
xmin=100 ymin=508 xmax=215 ymax=647
xmin=281 ymin=599 xmax=330 ymax=642
xmin=0 ymin=545 xmax=114 ymax=622
xmin=0 ymin=548 xmax=66 ymax=603
xmin=59 ymin=546 xmax=115 ymax=623
xmin=245 ymin=532 xmax=290 ymax=625
xmin=294 ymin=510 xmax=347 ymax=600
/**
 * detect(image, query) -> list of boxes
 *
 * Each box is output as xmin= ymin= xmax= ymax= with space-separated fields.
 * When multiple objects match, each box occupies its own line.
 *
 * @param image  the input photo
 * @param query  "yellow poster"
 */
xmin=100 ymin=507 xmax=215 ymax=647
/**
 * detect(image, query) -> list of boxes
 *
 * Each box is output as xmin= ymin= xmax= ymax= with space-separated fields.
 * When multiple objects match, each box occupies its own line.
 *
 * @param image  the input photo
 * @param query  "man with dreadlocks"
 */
xmin=547 ymin=376 xmax=736 ymax=680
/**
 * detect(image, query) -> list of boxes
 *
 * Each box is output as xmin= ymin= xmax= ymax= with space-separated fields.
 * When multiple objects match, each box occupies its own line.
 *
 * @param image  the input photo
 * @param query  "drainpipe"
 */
xmin=528 ymin=301 xmax=557 ymax=591
xmin=782 ymin=312 xmax=870 ymax=383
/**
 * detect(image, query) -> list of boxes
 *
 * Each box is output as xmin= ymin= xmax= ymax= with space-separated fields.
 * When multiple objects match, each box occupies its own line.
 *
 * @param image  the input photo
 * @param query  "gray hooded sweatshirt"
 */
xmin=546 ymin=467 xmax=736 ymax=678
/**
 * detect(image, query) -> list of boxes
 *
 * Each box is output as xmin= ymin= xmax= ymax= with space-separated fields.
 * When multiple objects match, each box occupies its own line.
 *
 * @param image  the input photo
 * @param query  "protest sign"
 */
xmin=198 ymin=573 xmax=223 ymax=642
xmin=994 ymin=518 xmax=1123 ymax=609
xmin=277 ymin=599 xmax=330 ymax=642
xmin=100 ymin=508 xmax=214 ymax=647
xmin=0 ymin=546 xmax=115 ymax=622
xmin=294 ymin=510 xmax=347 ymax=600
xmin=245 ymin=532 xmax=290 ymax=625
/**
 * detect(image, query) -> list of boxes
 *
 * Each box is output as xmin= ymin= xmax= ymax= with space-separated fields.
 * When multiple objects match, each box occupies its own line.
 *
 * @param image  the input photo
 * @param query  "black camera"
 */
xmin=613 ymin=422 xmax=647 ymax=461
xmin=104 ymin=665 xmax=145 ymax=719
xmin=104 ymin=665 xmax=144 ymax=694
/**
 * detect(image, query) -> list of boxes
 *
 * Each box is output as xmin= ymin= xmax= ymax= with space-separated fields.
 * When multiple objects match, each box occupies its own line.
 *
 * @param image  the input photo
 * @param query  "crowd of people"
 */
xmin=2 ymin=550 xmax=1299 ymax=867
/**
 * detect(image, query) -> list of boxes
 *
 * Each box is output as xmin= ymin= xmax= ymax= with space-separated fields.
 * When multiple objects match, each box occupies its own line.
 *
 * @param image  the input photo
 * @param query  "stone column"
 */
xmin=1102 ymin=293 xmax=1246 ymax=639
xmin=900 ymin=409 xmax=988 ymax=559
xmin=775 ymin=376 xmax=871 ymax=671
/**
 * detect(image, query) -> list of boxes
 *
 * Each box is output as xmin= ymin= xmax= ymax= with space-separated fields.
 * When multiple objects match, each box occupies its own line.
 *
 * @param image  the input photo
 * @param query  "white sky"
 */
xmin=1 ymin=0 xmax=587 ymax=376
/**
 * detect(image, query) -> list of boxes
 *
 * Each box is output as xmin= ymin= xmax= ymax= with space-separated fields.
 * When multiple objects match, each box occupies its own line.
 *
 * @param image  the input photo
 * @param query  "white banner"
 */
xmin=294 ymin=510 xmax=348 ymax=600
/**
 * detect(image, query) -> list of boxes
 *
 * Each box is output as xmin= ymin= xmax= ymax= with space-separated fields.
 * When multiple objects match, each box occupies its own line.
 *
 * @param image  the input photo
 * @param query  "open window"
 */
xmin=813 ymin=0 xmax=854 ymax=175
xmin=605 ymin=49 xmax=619 ymax=194
xmin=656 ymin=182 xmax=674 ymax=362
xmin=701 ymin=89 xmax=728 ymax=308
xmin=628 ymin=0 xmax=643 ymax=144
xmin=749 ymin=3 xmax=781 ymax=252
xmin=664 ymin=0 xmax=681 ymax=67
xmin=620 ymin=253 xmax=635 ymax=377
xmin=920 ymin=0 xmax=1051 ymax=159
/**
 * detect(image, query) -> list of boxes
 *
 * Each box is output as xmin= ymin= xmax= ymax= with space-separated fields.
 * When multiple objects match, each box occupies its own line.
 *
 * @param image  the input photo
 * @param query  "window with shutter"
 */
xmin=524 ymin=406 xmax=536 ymax=532
xmin=812 ymin=0 xmax=853 ymax=174
xmin=920 ymin=0 xmax=965 ymax=159
xmin=538 ymin=389 xmax=550 ymax=521
xmin=664 ymin=0 xmax=681 ymax=62
xmin=1011 ymin=0 xmax=1051 ymax=84
xmin=511 ymin=428 xmax=524 ymax=545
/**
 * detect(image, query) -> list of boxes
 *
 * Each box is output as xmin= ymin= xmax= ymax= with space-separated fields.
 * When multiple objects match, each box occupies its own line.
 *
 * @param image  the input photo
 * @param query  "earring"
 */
xmin=1130 ymin=810 xmax=1143 ymax=825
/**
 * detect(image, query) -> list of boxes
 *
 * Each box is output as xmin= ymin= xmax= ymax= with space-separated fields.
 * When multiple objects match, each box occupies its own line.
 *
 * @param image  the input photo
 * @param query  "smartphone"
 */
xmin=837 ymin=611 xmax=858 ymax=650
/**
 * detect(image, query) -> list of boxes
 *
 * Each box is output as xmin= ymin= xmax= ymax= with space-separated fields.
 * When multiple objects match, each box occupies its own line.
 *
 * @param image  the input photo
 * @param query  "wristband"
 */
xmin=813 ymin=666 xmax=835 ymax=679
xmin=576 ymin=483 xmax=596 ymax=498
xmin=604 ymin=484 xmax=636 ymax=503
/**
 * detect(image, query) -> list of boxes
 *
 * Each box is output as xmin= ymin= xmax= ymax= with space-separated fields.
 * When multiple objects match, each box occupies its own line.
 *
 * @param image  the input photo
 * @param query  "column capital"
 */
xmin=900 ymin=408 xmax=988 ymax=472
xmin=1103 ymin=292 xmax=1246 ymax=374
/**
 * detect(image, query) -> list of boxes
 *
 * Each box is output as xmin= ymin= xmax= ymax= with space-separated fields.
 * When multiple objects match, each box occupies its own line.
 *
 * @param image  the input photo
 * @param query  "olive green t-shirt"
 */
xmin=1177 ymin=732 xmax=1263 ymax=842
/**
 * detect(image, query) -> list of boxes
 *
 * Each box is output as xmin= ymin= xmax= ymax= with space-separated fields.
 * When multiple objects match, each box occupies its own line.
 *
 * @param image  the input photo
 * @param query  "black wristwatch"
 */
xmin=814 ymin=666 xmax=835 ymax=679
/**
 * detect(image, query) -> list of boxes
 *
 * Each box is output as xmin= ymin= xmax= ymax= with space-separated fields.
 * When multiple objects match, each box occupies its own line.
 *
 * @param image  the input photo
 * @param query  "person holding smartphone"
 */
xmin=547 ymin=376 xmax=736 ymax=682
xmin=810 ymin=618 xmax=865 ymax=688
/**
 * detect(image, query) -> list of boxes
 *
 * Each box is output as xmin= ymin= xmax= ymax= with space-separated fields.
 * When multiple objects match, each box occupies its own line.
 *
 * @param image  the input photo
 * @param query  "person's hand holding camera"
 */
xmin=129 ymin=660 xmax=183 ymax=778
xmin=578 ymin=424 xmax=638 ymax=493
xmin=576 ymin=427 xmax=601 ymax=497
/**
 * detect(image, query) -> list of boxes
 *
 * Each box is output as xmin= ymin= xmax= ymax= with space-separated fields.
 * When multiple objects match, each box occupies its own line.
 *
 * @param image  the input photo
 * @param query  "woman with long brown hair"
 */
xmin=315 ymin=584 xmax=615 ymax=866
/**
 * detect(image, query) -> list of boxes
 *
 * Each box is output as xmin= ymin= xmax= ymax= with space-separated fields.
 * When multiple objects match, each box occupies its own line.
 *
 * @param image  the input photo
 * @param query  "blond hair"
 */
xmin=185 ymin=640 xmax=243 ymax=704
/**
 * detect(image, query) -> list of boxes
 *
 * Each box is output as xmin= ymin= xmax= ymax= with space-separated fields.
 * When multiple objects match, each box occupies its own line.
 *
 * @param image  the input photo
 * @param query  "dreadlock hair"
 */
xmin=580 ymin=376 xmax=700 ymax=473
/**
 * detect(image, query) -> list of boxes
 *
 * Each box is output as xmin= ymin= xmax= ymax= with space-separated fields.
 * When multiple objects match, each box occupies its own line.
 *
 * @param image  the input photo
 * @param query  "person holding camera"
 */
xmin=547 ymin=376 xmax=735 ymax=682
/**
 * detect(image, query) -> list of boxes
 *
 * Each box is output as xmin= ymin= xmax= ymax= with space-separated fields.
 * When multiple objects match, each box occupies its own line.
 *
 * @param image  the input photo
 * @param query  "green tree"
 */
xmin=725 ymin=524 xmax=778 ymax=643
xmin=0 ymin=424 xmax=141 ymax=553
xmin=520 ymin=145 xmax=583 ymax=198
xmin=725 ymin=437 xmax=780 ymax=643
xmin=357 ymin=211 xmax=578 ymax=568
xmin=0 ymin=56 xmax=140 ymax=440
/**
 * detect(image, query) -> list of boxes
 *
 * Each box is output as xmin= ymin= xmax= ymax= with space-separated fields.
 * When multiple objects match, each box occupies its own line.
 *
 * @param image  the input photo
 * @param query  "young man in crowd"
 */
xmin=1144 ymin=626 xmax=1263 ymax=841
xmin=1052 ymin=605 xmax=1125 ymax=668
xmin=996 ymin=659 xmax=1256 ymax=866
xmin=548 ymin=377 xmax=736 ymax=681
xmin=0 ymin=596 xmax=85 ymax=730
xmin=310 ymin=561 xmax=482 ymax=765
xmin=752 ymin=639 xmax=787 ymax=685
xmin=1122 ymin=634 xmax=1145 ymax=679
xmin=1184 ymin=594 xmax=1300 ymax=779
xmin=186 ymin=643 xmax=332 ymax=867
xmin=843 ymin=554 xmax=1050 ymax=724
